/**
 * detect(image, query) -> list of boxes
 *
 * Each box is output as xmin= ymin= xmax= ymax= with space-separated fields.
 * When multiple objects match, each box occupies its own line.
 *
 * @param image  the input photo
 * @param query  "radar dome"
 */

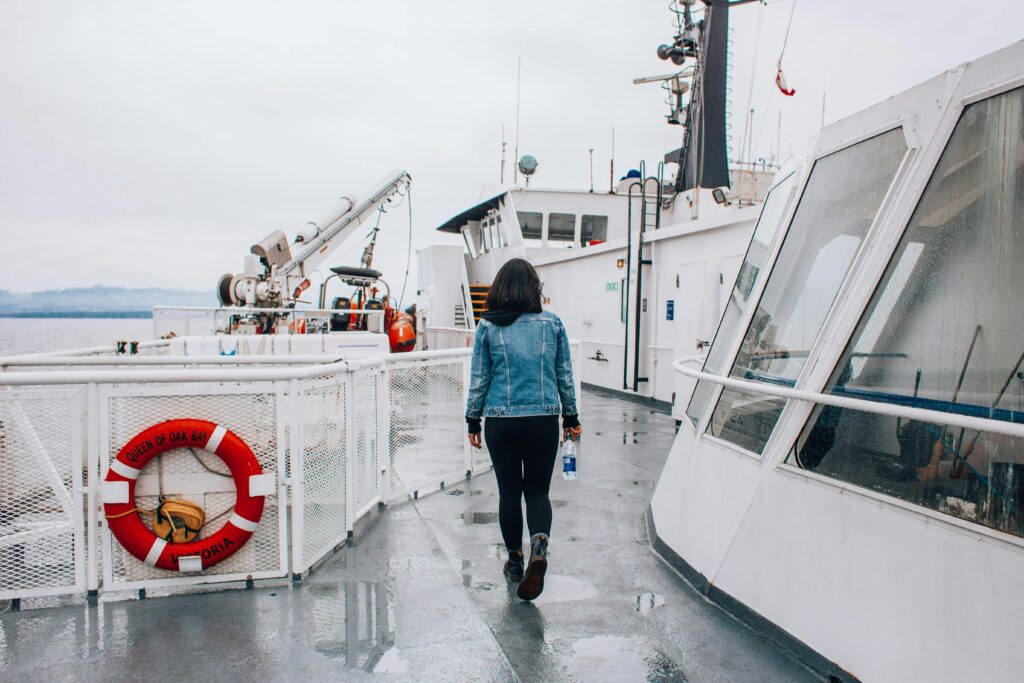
xmin=518 ymin=155 xmax=538 ymax=176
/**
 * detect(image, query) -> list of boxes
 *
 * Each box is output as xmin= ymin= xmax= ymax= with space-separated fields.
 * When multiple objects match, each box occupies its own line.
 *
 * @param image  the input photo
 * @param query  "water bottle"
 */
xmin=562 ymin=437 xmax=578 ymax=480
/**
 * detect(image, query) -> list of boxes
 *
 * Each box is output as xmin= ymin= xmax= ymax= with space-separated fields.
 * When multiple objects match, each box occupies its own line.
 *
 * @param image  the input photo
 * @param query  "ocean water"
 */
xmin=0 ymin=318 xmax=154 ymax=356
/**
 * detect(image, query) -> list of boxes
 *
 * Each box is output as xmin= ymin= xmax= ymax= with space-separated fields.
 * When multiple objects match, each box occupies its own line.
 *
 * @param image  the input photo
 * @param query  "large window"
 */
xmin=685 ymin=173 xmax=797 ymax=424
xmin=709 ymin=128 xmax=907 ymax=454
xmin=581 ymin=215 xmax=608 ymax=244
xmin=518 ymin=211 xmax=543 ymax=247
xmin=548 ymin=213 xmax=576 ymax=248
xmin=790 ymin=87 xmax=1024 ymax=538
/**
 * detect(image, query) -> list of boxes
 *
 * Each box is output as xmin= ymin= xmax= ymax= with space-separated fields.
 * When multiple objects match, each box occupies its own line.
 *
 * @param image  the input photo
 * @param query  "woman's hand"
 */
xmin=563 ymin=425 xmax=582 ymax=441
xmin=468 ymin=432 xmax=482 ymax=449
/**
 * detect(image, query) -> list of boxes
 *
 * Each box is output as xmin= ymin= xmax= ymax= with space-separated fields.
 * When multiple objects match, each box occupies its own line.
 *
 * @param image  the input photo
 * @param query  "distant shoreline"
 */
xmin=0 ymin=311 xmax=153 ymax=319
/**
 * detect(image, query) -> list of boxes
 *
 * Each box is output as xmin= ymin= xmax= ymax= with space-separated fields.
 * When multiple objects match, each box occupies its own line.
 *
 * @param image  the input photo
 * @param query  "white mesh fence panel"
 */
xmin=295 ymin=377 xmax=347 ymax=574
xmin=353 ymin=370 xmax=380 ymax=513
xmin=101 ymin=385 xmax=285 ymax=589
xmin=0 ymin=389 xmax=85 ymax=599
xmin=387 ymin=359 xmax=466 ymax=499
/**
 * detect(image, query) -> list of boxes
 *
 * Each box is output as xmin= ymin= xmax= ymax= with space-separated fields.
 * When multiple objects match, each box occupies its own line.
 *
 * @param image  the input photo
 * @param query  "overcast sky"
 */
xmin=2 ymin=1 xmax=1022 ymax=299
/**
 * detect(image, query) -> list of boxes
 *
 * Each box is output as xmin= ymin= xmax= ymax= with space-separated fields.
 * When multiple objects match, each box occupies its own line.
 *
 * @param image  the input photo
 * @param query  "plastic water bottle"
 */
xmin=562 ymin=438 xmax=578 ymax=480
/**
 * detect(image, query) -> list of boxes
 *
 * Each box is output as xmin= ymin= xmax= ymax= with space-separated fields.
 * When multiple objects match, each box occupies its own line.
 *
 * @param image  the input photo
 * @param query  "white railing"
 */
xmin=0 ymin=348 xmax=493 ymax=601
xmin=673 ymin=357 xmax=1024 ymax=438
xmin=422 ymin=326 xmax=473 ymax=350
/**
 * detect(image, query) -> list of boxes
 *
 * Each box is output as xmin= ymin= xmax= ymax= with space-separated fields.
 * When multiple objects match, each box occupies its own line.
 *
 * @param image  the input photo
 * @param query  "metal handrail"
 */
xmin=672 ymin=356 xmax=1024 ymax=439
xmin=0 ymin=348 xmax=473 ymax=386
xmin=0 ymin=355 xmax=350 ymax=367
xmin=152 ymin=306 xmax=385 ymax=315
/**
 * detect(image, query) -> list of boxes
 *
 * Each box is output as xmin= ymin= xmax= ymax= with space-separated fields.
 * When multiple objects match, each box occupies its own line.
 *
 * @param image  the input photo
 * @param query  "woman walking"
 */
xmin=465 ymin=258 xmax=582 ymax=601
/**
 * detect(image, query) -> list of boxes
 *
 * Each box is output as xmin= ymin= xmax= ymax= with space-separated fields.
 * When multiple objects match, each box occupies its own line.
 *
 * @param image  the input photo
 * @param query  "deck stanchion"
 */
xmin=288 ymin=378 xmax=305 ymax=577
xmin=463 ymin=355 xmax=473 ymax=476
xmin=85 ymin=382 xmax=100 ymax=596
xmin=345 ymin=371 xmax=357 ymax=535
xmin=377 ymin=365 xmax=391 ymax=505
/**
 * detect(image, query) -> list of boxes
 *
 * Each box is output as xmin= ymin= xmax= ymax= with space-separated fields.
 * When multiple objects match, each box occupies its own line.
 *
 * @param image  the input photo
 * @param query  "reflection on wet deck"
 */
xmin=0 ymin=391 xmax=816 ymax=682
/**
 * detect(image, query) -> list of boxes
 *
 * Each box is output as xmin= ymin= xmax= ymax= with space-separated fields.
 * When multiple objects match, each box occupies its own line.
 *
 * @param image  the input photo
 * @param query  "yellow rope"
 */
xmin=153 ymin=499 xmax=206 ymax=543
xmin=104 ymin=499 xmax=206 ymax=544
xmin=104 ymin=507 xmax=152 ymax=520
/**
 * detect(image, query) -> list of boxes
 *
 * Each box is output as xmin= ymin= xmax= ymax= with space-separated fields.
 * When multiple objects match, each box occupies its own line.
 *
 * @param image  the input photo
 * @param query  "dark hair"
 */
xmin=486 ymin=258 xmax=542 ymax=313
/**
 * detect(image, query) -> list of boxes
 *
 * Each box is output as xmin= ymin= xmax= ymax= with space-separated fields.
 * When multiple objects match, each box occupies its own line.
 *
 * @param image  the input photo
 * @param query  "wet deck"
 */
xmin=0 ymin=391 xmax=817 ymax=681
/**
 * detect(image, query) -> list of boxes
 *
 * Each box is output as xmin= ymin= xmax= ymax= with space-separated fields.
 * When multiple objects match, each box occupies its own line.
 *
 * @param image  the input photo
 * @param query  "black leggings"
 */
xmin=484 ymin=415 xmax=560 ymax=550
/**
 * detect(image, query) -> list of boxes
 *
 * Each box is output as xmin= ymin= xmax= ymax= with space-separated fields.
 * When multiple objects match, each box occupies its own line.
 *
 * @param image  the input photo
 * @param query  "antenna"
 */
xmin=776 ymin=111 xmax=782 ymax=164
xmin=609 ymin=126 xmax=615 ymax=192
xmin=500 ymin=125 xmax=507 ymax=184
xmin=513 ymin=56 xmax=522 ymax=184
xmin=588 ymin=148 xmax=594 ymax=193
xmin=821 ymin=91 xmax=827 ymax=129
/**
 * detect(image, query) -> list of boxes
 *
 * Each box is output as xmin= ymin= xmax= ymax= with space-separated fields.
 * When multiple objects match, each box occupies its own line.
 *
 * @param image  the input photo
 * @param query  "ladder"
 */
xmin=622 ymin=161 xmax=664 ymax=391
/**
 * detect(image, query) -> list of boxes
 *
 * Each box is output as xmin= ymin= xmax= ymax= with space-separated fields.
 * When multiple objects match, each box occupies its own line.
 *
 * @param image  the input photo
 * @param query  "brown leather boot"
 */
xmin=517 ymin=533 xmax=548 ymax=600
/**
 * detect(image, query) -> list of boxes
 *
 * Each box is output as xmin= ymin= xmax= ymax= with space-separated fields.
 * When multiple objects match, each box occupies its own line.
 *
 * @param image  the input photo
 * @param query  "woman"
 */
xmin=466 ymin=258 xmax=582 ymax=601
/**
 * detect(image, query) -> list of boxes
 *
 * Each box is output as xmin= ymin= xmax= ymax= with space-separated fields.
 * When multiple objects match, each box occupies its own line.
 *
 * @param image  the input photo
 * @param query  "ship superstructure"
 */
xmin=653 ymin=38 xmax=1024 ymax=682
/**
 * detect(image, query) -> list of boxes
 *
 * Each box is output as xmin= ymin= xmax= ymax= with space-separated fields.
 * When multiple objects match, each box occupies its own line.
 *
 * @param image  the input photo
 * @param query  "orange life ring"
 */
xmin=103 ymin=419 xmax=268 ymax=573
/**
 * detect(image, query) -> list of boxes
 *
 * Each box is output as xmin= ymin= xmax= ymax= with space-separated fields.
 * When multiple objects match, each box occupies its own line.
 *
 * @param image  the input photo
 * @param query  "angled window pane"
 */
xmin=710 ymin=128 xmax=907 ymax=453
xmin=790 ymin=87 xmax=1024 ymax=538
xmin=685 ymin=173 xmax=797 ymax=425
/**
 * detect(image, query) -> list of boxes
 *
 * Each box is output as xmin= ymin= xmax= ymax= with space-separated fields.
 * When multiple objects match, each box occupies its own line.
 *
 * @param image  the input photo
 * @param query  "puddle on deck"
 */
xmin=310 ymin=581 xmax=407 ymax=673
xmin=570 ymin=635 xmax=686 ymax=682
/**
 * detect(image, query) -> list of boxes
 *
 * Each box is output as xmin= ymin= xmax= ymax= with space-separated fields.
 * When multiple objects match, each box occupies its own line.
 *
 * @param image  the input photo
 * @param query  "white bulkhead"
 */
xmin=652 ymin=40 xmax=1024 ymax=682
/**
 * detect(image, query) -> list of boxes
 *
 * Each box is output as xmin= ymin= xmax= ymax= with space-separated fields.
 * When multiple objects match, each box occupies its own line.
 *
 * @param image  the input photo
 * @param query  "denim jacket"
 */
xmin=466 ymin=311 xmax=578 ymax=419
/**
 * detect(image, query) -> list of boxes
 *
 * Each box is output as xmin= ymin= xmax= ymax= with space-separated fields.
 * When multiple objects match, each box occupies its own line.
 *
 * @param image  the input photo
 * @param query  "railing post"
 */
xmin=463 ymin=355 xmax=473 ymax=476
xmin=288 ymin=378 xmax=304 ymax=576
xmin=377 ymin=365 xmax=391 ymax=505
xmin=345 ymin=370 xmax=357 ymax=535
xmin=85 ymin=382 xmax=100 ymax=595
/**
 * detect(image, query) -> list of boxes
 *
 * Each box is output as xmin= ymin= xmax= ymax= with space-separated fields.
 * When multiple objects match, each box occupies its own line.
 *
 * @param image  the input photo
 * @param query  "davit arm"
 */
xmin=218 ymin=170 xmax=411 ymax=308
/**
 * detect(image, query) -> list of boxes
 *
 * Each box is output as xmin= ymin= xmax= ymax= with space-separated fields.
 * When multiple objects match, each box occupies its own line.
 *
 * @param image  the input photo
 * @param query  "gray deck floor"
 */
xmin=0 ymin=391 xmax=817 ymax=682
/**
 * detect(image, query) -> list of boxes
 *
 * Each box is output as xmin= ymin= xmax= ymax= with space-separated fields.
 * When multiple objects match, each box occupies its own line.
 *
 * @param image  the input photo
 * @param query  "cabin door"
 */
xmin=672 ymin=261 xmax=708 ymax=413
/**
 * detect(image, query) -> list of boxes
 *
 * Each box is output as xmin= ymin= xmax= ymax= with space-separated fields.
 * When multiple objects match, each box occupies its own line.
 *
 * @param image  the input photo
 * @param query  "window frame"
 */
xmin=684 ymin=172 xmax=798 ymax=426
xmin=546 ymin=212 xmax=578 ymax=247
xmin=770 ymin=82 xmax=1024 ymax=545
xmin=695 ymin=123 xmax=916 ymax=456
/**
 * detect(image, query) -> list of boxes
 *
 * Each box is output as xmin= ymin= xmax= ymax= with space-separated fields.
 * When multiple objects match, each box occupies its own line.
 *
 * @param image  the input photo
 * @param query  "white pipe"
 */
xmin=153 ymin=306 xmax=384 ymax=314
xmin=0 ymin=358 xmax=387 ymax=387
xmin=387 ymin=348 xmax=471 ymax=362
xmin=672 ymin=358 xmax=1024 ymax=439
xmin=0 ymin=355 xmax=349 ymax=367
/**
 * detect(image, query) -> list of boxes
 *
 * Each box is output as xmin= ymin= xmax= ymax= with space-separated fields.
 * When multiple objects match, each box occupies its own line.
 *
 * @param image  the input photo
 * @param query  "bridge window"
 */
xmin=789 ymin=86 xmax=1024 ymax=538
xmin=685 ymin=172 xmax=796 ymax=425
xmin=708 ymin=127 xmax=908 ymax=454
xmin=547 ymin=213 xmax=576 ymax=248
xmin=518 ymin=211 xmax=543 ymax=247
xmin=581 ymin=215 xmax=608 ymax=245
xmin=462 ymin=229 xmax=478 ymax=259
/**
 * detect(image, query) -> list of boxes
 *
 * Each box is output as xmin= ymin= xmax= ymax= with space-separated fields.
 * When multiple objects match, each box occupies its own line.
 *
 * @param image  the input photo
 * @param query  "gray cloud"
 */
xmin=2 ymin=1 xmax=1022 ymax=295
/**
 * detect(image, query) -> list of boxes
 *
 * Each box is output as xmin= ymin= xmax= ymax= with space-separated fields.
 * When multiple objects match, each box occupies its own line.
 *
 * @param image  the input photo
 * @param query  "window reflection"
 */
xmin=518 ymin=211 xmax=543 ymax=247
xmin=548 ymin=213 xmax=576 ymax=247
xmin=710 ymin=128 xmax=908 ymax=453
xmin=791 ymin=86 xmax=1024 ymax=537
xmin=581 ymin=215 xmax=608 ymax=245
xmin=686 ymin=173 xmax=796 ymax=425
